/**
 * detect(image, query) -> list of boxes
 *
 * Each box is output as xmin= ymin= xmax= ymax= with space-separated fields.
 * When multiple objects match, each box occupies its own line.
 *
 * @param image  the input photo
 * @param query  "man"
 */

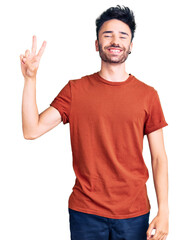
xmin=20 ymin=5 xmax=169 ymax=240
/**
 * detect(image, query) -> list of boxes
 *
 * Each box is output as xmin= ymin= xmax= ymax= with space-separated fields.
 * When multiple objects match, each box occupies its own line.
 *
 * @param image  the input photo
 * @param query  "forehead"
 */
xmin=99 ymin=19 xmax=131 ymax=35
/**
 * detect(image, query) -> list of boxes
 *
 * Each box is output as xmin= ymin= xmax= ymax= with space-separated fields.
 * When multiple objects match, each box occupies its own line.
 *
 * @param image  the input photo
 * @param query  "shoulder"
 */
xmin=69 ymin=73 xmax=96 ymax=89
xmin=69 ymin=73 xmax=91 ymax=84
xmin=133 ymin=75 xmax=155 ymax=90
xmin=132 ymin=75 xmax=158 ymax=97
xmin=70 ymin=72 xmax=95 ymax=82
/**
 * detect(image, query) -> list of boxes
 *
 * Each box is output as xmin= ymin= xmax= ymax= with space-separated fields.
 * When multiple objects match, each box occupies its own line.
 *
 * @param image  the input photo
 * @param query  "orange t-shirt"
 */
xmin=50 ymin=72 xmax=168 ymax=219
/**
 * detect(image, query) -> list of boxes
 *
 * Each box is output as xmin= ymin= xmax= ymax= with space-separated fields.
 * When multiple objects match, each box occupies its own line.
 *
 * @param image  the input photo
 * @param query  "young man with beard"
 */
xmin=20 ymin=5 xmax=169 ymax=240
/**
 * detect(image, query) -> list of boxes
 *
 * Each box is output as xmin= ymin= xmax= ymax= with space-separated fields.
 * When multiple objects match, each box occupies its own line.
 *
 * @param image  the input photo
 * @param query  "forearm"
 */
xmin=22 ymin=77 xmax=39 ymax=139
xmin=151 ymin=156 xmax=169 ymax=214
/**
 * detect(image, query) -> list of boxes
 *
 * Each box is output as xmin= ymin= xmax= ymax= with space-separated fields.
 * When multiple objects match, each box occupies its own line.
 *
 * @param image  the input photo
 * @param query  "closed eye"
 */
xmin=104 ymin=35 xmax=126 ymax=39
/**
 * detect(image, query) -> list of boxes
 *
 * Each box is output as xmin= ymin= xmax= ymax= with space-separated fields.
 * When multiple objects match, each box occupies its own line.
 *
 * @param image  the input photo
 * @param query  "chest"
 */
xmin=71 ymin=86 xmax=148 ymax=126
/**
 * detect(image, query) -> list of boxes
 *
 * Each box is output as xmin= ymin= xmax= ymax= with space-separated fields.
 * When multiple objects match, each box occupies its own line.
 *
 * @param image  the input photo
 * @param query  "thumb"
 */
xmin=146 ymin=222 xmax=154 ymax=239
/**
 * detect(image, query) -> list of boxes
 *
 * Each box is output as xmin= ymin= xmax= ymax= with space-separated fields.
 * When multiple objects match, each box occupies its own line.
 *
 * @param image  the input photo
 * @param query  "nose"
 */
xmin=110 ymin=34 xmax=120 ymax=46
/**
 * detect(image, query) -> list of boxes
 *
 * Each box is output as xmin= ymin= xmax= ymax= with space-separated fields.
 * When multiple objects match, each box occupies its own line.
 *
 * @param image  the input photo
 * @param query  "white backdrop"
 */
xmin=0 ymin=0 xmax=188 ymax=239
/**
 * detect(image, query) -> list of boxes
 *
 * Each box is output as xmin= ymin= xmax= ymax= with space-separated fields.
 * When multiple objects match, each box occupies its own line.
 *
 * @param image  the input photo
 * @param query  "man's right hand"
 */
xmin=20 ymin=35 xmax=47 ymax=80
xmin=21 ymin=36 xmax=62 ymax=140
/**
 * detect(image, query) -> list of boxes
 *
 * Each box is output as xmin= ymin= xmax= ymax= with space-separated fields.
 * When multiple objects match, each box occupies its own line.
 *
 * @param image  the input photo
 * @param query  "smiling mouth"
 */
xmin=108 ymin=48 xmax=123 ymax=54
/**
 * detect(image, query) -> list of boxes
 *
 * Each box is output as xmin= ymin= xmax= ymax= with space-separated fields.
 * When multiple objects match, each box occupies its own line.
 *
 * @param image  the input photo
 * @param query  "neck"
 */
xmin=99 ymin=61 xmax=129 ymax=82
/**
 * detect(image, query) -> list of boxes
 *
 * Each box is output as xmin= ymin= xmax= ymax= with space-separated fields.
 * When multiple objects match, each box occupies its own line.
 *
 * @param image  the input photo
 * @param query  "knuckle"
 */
xmin=25 ymin=49 xmax=30 ymax=55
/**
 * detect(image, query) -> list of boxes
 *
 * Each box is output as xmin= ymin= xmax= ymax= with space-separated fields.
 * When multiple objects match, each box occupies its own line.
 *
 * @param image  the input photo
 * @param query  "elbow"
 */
xmin=23 ymin=134 xmax=36 ymax=140
xmin=24 ymin=135 xmax=36 ymax=140
xmin=23 ymin=131 xmax=37 ymax=140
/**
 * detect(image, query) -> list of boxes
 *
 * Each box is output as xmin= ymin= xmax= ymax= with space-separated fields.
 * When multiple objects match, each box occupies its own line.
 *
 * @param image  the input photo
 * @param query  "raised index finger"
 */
xmin=37 ymin=41 xmax=47 ymax=59
xmin=31 ymin=35 xmax=37 ymax=54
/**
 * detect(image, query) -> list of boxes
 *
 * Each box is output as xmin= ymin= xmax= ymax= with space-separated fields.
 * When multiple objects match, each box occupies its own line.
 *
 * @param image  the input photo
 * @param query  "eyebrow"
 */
xmin=102 ymin=31 xmax=129 ymax=36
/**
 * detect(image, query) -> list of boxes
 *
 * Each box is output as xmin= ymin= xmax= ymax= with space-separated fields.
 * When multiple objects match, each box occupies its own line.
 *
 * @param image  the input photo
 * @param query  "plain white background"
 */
xmin=0 ymin=0 xmax=188 ymax=239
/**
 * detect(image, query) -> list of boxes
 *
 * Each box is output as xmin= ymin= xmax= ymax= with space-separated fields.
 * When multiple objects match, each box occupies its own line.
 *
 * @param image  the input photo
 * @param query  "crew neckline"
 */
xmin=94 ymin=71 xmax=134 ymax=86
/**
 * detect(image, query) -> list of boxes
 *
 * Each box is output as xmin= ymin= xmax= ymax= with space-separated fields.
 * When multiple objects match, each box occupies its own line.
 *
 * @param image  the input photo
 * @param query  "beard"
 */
xmin=98 ymin=43 xmax=130 ymax=64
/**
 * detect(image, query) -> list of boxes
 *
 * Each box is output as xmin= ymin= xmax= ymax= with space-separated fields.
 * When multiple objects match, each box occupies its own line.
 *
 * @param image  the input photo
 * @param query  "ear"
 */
xmin=129 ymin=41 xmax=133 ymax=52
xmin=95 ymin=39 xmax=99 ymax=51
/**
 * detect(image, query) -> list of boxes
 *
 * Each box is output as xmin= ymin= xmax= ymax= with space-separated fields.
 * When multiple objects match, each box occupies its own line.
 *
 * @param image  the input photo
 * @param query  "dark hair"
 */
xmin=95 ymin=5 xmax=136 ymax=42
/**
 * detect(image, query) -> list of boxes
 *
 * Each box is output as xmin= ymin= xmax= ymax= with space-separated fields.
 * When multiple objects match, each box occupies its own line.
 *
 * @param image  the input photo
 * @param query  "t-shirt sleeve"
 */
xmin=144 ymin=89 xmax=168 ymax=135
xmin=50 ymin=81 xmax=72 ymax=124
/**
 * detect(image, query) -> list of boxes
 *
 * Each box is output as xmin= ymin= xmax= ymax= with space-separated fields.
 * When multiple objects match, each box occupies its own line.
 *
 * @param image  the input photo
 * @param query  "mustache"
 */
xmin=105 ymin=45 xmax=126 ymax=51
xmin=98 ymin=43 xmax=130 ymax=53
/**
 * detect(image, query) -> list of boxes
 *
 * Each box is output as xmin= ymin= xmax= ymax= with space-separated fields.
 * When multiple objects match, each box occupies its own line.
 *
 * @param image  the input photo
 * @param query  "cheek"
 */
xmin=98 ymin=43 xmax=105 ymax=52
xmin=99 ymin=38 xmax=110 ymax=47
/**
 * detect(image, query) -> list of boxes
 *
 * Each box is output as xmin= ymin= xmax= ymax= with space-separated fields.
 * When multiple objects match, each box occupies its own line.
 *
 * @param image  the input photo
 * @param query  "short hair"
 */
xmin=95 ymin=5 xmax=136 ymax=42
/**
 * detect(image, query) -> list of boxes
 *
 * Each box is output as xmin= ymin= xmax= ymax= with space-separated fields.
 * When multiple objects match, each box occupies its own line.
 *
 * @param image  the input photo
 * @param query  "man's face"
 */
xmin=95 ymin=19 xmax=133 ymax=64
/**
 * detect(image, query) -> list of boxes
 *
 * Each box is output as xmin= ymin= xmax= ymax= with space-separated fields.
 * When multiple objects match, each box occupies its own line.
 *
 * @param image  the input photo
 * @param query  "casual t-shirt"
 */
xmin=50 ymin=72 xmax=168 ymax=219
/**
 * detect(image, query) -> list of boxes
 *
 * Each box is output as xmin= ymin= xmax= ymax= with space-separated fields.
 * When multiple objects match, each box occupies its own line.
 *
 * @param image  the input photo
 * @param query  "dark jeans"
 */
xmin=68 ymin=208 xmax=150 ymax=240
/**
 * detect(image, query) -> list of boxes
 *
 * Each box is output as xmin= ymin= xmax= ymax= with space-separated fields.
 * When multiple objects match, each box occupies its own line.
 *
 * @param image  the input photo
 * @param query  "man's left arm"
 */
xmin=146 ymin=128 xmax=169 ymax=240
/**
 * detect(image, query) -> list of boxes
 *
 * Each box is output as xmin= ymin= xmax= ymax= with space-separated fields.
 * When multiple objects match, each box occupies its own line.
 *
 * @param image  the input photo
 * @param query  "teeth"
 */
xmin=109 ymin=49 xmax=120 ymax=53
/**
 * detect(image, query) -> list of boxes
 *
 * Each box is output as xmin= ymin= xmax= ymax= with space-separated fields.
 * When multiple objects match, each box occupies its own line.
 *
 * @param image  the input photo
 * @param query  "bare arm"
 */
xmin=20 ymin=35 xmax=61 ymax=139
xmin=146 ymin=128 xmax=169 ymax=239
xmin=147 ymin=128 xmax=169 ymax=213
xmin=22 ymin=78 xmax=61 ymax=139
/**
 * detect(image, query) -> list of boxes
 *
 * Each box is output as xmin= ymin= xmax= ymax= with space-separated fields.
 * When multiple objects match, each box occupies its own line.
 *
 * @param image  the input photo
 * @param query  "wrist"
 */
xmin=158 ymin=206 xmax=169 ymax=215
xmin=24 ymin=76 xmax=36 ymax=82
